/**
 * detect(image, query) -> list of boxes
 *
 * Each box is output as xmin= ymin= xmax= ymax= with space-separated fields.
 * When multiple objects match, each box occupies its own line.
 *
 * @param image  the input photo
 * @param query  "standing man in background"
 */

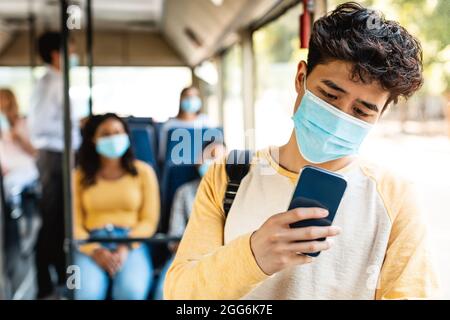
xmin=28 ymin=32 xmax=80 ymax=299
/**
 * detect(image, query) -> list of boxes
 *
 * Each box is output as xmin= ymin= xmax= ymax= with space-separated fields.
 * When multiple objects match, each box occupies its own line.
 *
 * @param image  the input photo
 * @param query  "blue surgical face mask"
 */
xmin=292 ymin=77 xmax=374 ymax=164
xmin=96 ymin=134 xmax=130 ymax=159
xmin=180 ymin=96 xmax=202 ymax=113
xmin=69 ymin=53 xmax=80 ymax=68
xmin=0 ymin=112 xmax=10 ymax=133
xmin=198 ymin=163 xmax=210 ymax=177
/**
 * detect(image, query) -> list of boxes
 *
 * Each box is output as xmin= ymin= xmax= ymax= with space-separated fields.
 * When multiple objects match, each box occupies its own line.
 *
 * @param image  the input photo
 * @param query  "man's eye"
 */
xmin=353 ymin=107 xmax=369 ymax=117
xmin=319 ymin=88 xmax=337 ymax=100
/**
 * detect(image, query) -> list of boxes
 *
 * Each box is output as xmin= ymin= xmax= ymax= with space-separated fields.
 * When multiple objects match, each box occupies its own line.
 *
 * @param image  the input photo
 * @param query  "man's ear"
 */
xmin=51 ymin=50 xmax=60 ymax=67
xmin=295 ymin=61 xmax=308 ymax=94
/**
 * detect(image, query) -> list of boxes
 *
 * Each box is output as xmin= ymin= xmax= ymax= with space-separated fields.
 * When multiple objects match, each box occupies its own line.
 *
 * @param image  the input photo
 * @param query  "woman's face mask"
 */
xmin=292 ymin=77 xmax=374 ymax=164
xmin=0 ymin=112 xmax=10 ymax=134
xmin=96 ymin=133 xmax=130 ymax=159
xmin=180 ymin=96 xmax=202 ymax=114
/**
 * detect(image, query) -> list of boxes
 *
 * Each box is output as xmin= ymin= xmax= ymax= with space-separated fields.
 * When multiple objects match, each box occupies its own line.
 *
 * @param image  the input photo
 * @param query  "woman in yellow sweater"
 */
xmin=73 ymin=113 xmax=160 ymax=300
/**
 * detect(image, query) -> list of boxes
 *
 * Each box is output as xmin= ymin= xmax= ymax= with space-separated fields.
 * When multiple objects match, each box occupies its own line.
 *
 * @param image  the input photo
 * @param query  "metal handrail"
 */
xmin=61 ymin=0 xmax=75 ymax=300
xmin=86 ymin=0 xmax=94 ymax=115
xmin=73 ymin=233 xmax=182 ymax=245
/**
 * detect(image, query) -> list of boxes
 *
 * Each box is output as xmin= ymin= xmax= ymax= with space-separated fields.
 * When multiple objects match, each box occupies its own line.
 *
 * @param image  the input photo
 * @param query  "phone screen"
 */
xmin=288 ymin=166 xmax=347 ymax=256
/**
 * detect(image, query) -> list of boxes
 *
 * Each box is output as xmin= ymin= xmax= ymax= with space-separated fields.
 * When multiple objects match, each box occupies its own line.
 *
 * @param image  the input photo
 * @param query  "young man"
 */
xmin=164 ymin=2 xmax=439 ymax=299
xmin=28 ymin=32 xmax=80 ymax=299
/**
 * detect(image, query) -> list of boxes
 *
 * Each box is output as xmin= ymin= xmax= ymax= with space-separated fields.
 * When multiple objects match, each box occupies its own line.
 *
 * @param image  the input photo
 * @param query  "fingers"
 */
xmin=106 ymin=262 xmax=120 ymax=276
xmin=253 ymin=208 xmax=342 ymax=275
xmin=105 ymin=264 xmax=116 ymax=277
xmin=284 ymin=225 xmax=341 ymax=242
xmin=286 ymin=239 xmax=334 ymax=254
xmin=109 ymin=255 xmax=122 ymax=272
xmin=283 ymin=243 xmax=333 ymax=268
xmin=274 ymin=207 xmax=329 ymax=225
xmin=102 ymin=251 xmax=121 ymax=275
xmin=97 ymin=258 xmax=115 ymax=276
xmin=289 ymin=253 xmax=314 ymax=266
xmin=273 ymin=243 xmax=332 ymax=271
xmin=111 ymin=252 xmax=126 ymax=269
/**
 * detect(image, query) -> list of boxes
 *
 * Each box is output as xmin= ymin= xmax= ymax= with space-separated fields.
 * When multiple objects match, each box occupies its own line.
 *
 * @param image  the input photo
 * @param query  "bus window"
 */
xmin=0 ymin=67 xmax=34 ymax=115
xmin=222 ymin=45 xmax=245 ymax=150
xmin=89 ymin=67 xmax=191 ymax=121
xmin=253 ymin=3 xmax=303 ymax=150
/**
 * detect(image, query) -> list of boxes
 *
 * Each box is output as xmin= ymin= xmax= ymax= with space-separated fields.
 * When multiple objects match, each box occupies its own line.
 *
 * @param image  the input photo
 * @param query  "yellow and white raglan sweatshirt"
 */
xmin=164 ymin=148 xmax=440 ymax=300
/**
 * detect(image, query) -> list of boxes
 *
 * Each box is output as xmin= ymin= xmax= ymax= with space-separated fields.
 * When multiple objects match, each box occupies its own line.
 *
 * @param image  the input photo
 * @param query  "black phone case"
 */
xmin=288 ymin=166 xmax=347 ymax=257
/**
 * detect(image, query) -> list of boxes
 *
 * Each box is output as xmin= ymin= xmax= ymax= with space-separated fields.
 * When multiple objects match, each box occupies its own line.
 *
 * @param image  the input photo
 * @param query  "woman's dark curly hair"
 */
xmin=77 ymin=113 xmax=137 ymax=187
xmin=307 ymin=2 xmax=423 ymax=108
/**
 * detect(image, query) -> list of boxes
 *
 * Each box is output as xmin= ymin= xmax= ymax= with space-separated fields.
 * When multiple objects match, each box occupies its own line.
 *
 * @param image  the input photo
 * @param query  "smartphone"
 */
xmin=288 ymin=165 xmax=347 ymax=257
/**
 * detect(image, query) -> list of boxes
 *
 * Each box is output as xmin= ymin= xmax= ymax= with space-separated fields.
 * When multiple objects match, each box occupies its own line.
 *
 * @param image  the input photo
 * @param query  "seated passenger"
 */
xmin=158 ymin=86 xmax=212 ymax=162
xmin=0 ymin=88 xmax=38 ymax=198
xmin=73 ymin=113 xmax=160 ymax=300
xmin=154 ymin=140 xmax=227 ymax=300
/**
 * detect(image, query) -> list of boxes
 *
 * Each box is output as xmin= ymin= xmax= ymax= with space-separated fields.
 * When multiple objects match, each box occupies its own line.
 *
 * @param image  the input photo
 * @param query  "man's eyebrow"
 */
xmin=357 ymin=99 xmax=379 ymax=112
xmin=320 ymin=79 xmax=380 ymax=112
xmin=321 ymin=79 xmax=347 ymax=93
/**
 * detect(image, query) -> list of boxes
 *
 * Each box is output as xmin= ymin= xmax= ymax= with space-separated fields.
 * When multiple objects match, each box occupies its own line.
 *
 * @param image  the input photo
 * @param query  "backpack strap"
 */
xmin=223 ymin=150 xmax=254 ymax=217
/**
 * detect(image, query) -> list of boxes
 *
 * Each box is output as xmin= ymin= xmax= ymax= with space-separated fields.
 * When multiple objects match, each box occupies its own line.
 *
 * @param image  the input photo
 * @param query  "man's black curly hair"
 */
xmin=307 ymin=2 xmax=423 ymax=108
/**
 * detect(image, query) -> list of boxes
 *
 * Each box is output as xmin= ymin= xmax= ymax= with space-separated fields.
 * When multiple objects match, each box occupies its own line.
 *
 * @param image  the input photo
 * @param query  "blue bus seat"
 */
xmin=159 ymin=164 xmax=199 ymax=234
xmin=163 ymin=127 xmax=224 ymax=167
xmin=125 ymin=116 xmax=154 ymax=127
xmin=129 ymin=125 xmax=158 ymax=174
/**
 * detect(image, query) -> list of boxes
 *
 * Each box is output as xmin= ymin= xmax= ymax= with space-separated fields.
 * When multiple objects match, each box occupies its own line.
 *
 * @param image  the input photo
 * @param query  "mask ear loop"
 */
xmin=293 ymin=74 xmax=308 ymax=118
xmin=302 ymin=74 xmax=308 ymax=94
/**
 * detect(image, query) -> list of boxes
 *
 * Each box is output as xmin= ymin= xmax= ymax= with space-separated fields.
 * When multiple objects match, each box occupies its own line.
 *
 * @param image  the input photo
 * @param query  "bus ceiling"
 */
xmin=0 ymin=0 xmax=325 ymax=68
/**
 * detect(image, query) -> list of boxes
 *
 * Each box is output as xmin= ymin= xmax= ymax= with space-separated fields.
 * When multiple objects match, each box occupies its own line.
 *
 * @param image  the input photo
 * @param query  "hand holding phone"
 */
xmin=288 ymin=166 xmax=347 ymax=257
xmin=250 ymin=207 xmax=341 ymax=276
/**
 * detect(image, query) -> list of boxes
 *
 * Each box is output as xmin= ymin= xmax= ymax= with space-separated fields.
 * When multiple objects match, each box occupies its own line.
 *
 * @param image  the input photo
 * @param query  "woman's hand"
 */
xmin=250 ymin=207 xmax=341 ymax=276
xmin=113 ymin=245 xmax=129 ymax=270
xmin=92 ymin=248 xmax=121 ymax=276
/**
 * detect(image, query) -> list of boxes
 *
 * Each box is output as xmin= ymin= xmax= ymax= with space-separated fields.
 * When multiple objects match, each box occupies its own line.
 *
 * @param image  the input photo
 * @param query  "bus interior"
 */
xmin=0 ymin=0 xmax=449 ymax=300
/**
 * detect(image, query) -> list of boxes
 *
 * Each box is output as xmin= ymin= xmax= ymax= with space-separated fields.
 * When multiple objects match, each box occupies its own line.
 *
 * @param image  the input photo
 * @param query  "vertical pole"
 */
xmin=86 ymin=0 xmax=93 ymax=115
xmin=191 ymin=67 xmax=201 ymax=93
xmin=61 ymin=0 xmax=74 ymax=300
xmin=28 ymin=13 xmax=36 ymax=72
xmin=28 ymin=0 xmax=36 ymax=88
xmin=216 ymin=56 xmax=225 ymax=127
xmin=0 ymin=158 xmax=8 ymax=299
xmin=241 ymin=30 xmax=256 ymax=150
xmin=300 ymin=0 xmax=312 ymax=49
